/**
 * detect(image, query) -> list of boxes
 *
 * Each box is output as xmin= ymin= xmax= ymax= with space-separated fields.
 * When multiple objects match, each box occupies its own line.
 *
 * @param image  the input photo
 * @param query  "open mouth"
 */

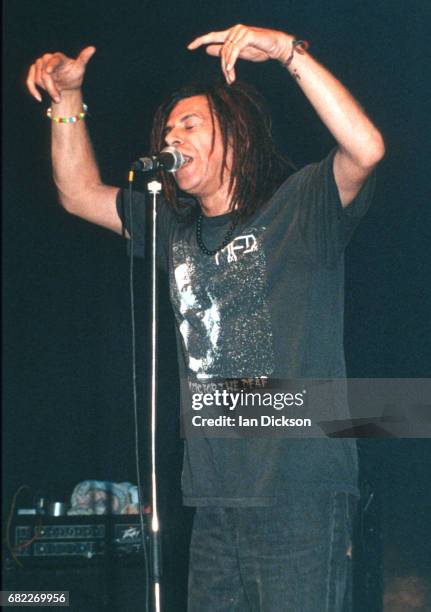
xmin=181 ymin=155 xmax=193 ymax=168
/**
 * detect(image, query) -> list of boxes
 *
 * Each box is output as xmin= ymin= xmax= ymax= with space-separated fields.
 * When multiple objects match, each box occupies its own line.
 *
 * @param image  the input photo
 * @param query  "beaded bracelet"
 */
xmin=46 ymin=103 xmax=88 ymax=124
xmin=282 ymin=39 xmax=310 ymax=68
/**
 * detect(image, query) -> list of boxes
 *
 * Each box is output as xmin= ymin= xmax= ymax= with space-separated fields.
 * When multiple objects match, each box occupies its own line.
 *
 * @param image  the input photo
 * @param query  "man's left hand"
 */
xmin=187 ymin=25 xmax=292 ymax=84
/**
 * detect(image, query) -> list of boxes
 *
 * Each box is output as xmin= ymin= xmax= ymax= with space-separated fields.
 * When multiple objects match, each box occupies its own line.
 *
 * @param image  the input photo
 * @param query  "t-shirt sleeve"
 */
xmin=116 ymin=188 xmax=171 ymax=271
xmin=292 ymin=147 xmax=376 ymax=266
xmin=116 ymin=188 xmax=147 ymax=258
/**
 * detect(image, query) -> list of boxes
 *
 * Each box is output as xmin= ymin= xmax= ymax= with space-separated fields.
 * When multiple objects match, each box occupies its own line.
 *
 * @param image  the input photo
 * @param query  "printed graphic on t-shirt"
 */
xmin=171 ymin=227 xmax=274 ymax=379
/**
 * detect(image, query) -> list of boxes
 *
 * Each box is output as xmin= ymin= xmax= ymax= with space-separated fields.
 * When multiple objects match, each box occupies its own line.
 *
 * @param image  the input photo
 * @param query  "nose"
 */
xmin=164 ymin=127 xmax=183 ymax=147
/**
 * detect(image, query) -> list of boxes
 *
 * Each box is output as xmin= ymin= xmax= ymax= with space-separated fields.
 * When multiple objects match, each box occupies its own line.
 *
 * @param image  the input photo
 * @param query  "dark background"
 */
xmin=3 ymin=0 xmax=431 ymax=608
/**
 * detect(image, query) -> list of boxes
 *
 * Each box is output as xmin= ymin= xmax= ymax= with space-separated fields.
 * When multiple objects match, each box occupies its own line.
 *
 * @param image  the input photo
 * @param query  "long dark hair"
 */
xmin=150 ymin=80 xmax=296 ymax=219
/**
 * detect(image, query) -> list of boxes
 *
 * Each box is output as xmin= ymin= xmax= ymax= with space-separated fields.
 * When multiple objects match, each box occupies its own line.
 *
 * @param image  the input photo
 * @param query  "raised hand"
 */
xmin=187 ymin=24 xmax=291 ymax=84
xmin=26 ymin=46 xmax=96 ymax=103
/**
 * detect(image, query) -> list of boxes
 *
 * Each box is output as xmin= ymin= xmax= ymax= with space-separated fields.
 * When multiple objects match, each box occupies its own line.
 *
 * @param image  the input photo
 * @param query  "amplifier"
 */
xmin=5 ymin=514 xmax=191 ymax=611
xmin=11 ymin=515 xmax=147 ymax=561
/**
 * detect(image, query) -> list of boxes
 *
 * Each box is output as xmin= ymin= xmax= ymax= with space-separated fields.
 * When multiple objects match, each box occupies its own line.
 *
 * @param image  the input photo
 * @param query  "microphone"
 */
xmin=133 ymin=146 xmax=185 ymax=173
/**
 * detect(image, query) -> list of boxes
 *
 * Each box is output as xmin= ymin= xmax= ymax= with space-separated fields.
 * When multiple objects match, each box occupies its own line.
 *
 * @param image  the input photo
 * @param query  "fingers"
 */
xmin=202 ymin=45 xmax=222 ymax=57
xmin=42 ymin=74 xmax=61 ymax=103
xmin=26 ymin=46 xmax=95 ymax=104
xmin=224 ymin=28 xmax=247 ymax=69
xmin=29 ymin=55 xmax=60 ymax=103
xmin=221 ymin=40 xmax=235 ymax=84
xmin=40 ymin=54 xmax=62 ymax=102
xmin=77 ymin=46 xmax=96 ymax=66
xmin=26 ymin=64 xmax=41 ymax=102
xmin=223 ymin=29 xmax=249 ymax=84
xmin=34 ymin=58 xmax=46 ymax=100
xmin=187 ymin=29 xmax=229 ymax=50
xmin=188 ymin=24 xmax=248 ymax=84
xmin=218 ymin=24 xmax=244 ymax=84
xmin=26 ymin=53 xmax=63 ymax=102
xmin=45 ymin=54 xmax=65 ymax=74
xmin=224 ymin=43 xmax=238 ymax=84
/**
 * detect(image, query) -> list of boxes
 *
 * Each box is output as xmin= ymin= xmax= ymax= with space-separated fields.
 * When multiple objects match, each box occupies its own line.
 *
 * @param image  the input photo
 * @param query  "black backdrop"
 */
xmin=3 ymin=0 xmax=431 ymax=599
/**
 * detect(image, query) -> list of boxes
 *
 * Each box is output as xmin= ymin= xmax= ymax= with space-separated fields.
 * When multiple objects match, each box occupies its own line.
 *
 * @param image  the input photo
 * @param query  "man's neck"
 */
xmin=198 ymin=183 xmax=233 ymax=217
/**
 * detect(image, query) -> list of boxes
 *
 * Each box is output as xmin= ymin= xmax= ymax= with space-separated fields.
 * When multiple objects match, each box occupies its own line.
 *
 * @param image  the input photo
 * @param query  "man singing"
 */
xmin=27 ymin=24 xmax=384 ymax=611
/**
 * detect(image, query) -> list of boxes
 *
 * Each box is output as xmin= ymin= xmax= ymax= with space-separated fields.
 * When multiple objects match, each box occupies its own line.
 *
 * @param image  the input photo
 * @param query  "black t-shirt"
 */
xmin=117 ymin=149 xmax=376 ymax=506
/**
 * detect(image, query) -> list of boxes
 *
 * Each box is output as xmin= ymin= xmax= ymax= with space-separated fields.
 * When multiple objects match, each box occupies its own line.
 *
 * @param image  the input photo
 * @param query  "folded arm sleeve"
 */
xmin=116 ymin=188 xmax=171 ymax=271
xmin=116 ymin=188 xmax=147 ymax=258
xmin=294 ymin=148 xmax=376 ymax=266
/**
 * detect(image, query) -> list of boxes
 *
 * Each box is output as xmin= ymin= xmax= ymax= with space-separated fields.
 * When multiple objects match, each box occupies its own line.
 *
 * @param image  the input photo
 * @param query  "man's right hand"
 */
xmin=26 ymin=45 xmax=122 ymax=235
xmin=26 ymin=47 xmax=96 ymax=103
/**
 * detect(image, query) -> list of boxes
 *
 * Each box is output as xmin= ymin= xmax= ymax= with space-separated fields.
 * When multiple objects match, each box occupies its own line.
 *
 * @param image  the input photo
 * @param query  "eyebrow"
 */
xmin=163 ymin=113 xmax=202 ymax=136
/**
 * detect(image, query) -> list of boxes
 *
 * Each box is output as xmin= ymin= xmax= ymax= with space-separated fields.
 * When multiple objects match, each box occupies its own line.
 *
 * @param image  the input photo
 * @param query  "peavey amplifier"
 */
xmin=11 ymin=515 xmax=147 ymax=562
xmin=5 ymin=512 xmax=191 ymax=611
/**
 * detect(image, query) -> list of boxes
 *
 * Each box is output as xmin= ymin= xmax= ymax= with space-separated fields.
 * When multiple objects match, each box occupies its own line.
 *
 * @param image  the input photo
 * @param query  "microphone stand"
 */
xmin=129 ymin=149 xmax=183 ymax=611
xmin=147 ymin=178 xmax=163 ymax=612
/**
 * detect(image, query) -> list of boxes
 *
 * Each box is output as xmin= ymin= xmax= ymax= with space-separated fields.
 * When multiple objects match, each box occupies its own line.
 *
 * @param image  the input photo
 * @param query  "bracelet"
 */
xmin=46 ymin=103 xmax=88 ymax=124
xmin=282 ymin=39 xmax=310 ymax=68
